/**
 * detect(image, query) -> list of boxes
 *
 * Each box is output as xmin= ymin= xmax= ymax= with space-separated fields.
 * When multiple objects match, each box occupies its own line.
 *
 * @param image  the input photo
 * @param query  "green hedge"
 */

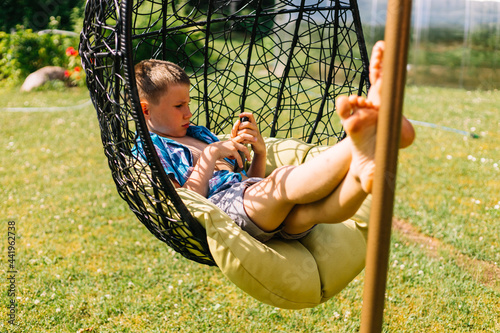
xmin=0 ymin=28 xmax=79 ymax=87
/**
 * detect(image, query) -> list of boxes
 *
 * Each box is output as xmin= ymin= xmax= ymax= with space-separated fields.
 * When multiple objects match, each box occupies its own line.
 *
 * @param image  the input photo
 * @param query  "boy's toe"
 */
xmin=336 ymin=95 xmax=353 ymax=119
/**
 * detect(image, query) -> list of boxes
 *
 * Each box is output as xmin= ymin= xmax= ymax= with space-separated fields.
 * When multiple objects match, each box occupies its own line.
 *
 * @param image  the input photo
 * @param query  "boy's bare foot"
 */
xmin=334 ymin=41 xmax=387 ymax=193
xmin=336 ymin=40 xmax=415 ymax=193
xmin=367 ymin=40 xmax=385 ymax=107
xmin=337 ymin=95 xmax=377 ymax=193
xmin=367 ymin=40 xmax=415 ymax=148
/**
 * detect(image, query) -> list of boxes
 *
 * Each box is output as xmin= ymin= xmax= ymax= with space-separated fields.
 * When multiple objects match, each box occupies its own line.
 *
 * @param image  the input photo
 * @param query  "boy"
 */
xmin=134 ymin=41 xmax=415 ymax=242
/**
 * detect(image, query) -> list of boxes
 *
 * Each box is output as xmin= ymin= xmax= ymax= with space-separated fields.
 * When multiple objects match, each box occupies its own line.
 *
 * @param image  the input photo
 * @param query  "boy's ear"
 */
xmin=140 ymin=101 xmax=149 ymax=116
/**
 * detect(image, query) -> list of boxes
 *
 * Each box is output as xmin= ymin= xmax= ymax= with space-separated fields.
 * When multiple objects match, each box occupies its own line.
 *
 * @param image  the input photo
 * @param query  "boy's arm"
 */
xmin=175 ymin=140 xmax=250 ymax=197
xmin=246 ymin=150 xmax=266 ymax=178
xmin=231 ymin=113 xmax=267 ymax=178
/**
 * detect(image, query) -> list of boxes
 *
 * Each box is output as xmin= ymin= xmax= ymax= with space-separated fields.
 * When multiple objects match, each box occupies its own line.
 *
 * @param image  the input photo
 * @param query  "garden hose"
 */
xmin=409 ymin=119 xmax=480 ymax=139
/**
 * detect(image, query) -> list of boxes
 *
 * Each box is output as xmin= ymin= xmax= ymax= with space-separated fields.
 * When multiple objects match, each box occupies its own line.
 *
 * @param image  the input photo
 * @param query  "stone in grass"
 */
xmin=20 ymin=66 xmax=68 ymax=92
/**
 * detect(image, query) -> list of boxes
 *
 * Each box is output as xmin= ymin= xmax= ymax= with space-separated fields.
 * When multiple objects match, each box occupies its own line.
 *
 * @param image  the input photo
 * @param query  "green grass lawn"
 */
xmin=1 ymin=85 xmax=499 ymax=332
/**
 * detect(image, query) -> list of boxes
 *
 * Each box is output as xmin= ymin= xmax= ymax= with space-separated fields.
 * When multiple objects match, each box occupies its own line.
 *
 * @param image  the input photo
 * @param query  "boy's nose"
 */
xmin=183 ymin=107 xmax=192 ymax=118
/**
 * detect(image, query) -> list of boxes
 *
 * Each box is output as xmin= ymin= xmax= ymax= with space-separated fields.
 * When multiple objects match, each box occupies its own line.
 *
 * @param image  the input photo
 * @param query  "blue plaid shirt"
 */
xmin=133 ymin=126 xmax=243 ymax=198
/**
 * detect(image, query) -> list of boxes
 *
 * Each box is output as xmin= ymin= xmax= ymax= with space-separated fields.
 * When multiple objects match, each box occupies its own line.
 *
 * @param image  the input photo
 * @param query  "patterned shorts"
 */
xmin=209 ymin=178 xmax=314 ymax=242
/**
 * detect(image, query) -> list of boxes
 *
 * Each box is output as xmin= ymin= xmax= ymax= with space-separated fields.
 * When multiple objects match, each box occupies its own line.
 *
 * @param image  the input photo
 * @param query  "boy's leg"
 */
xmin=281 ymin=95 xmax=377 ymax=234
xmin=242 ymin=138 xmax=354 ymax=232
xmin=244 ymin=89 xmax=378 ymax=234
xmin=243 ymin=41 xmax=413 ymax=235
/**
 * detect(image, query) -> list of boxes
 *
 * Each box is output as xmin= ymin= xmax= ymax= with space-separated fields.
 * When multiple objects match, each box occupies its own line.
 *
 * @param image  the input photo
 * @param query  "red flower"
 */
xmin=66 ymin=46 xmax=78 ymax=57
xmin=66 ymin=47 xmax=75 ymax=56
xmin=64 ymin=46 xmax=83 ymax=84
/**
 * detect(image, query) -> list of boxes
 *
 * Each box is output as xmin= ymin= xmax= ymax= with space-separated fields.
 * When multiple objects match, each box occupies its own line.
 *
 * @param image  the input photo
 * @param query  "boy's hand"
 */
xmin=187 ymin=140 xmax=250 ymax=197
xmin=207 ymin=140 xmax=251 ymax=170
xmin=230 ymin=113 xmax=266 ymax=156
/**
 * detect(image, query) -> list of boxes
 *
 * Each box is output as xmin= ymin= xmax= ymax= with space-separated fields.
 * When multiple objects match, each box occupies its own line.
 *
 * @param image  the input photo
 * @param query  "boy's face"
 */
xmin=142 ymin=84 xmax=192 ymax=137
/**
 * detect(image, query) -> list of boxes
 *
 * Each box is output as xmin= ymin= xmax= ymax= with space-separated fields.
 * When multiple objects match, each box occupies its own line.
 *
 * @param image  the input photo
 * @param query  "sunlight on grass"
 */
xmin=397 ymin=86 xmax=500 ymax=263
xmin=0 ymin=86 xmax=498 ymax=332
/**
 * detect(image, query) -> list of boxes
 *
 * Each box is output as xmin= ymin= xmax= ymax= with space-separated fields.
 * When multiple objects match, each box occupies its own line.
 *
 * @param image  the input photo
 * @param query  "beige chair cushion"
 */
xmin=176 ymin=137 xmax=370 ymax=309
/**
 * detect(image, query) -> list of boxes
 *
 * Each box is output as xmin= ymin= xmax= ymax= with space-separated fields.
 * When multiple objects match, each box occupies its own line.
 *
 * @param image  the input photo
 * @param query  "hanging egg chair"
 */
xmin=80 ymin=0 xmax=372 ymax=309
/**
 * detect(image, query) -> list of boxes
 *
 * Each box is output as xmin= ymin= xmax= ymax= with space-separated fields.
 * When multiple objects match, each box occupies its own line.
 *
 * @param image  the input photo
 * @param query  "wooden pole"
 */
xmin=359 ymin=0 xmax=412 ymax=332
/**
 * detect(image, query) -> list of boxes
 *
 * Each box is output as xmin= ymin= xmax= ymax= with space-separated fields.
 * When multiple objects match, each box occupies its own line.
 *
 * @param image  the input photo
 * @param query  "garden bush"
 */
xmin=0 ymin=27 xmax=80 ymax=87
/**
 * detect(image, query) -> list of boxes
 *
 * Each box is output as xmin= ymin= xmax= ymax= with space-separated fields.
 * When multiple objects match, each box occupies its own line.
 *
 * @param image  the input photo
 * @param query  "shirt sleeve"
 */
xmin=151 ymin=135 xmax=193 ymax=187
xmin=133 ymin=127 xmax=244 ymax=197
xmin=134 ymin=132 xmax=194 ymax=187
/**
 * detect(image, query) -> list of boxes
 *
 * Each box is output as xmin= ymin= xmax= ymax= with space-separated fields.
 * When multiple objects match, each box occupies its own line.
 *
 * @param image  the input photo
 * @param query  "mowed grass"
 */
xmin=0 ymin=85 xmax=499 ymax=332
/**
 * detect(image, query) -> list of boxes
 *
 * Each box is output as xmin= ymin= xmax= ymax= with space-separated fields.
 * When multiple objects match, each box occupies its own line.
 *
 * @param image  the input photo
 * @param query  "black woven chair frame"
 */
xmin=80 ymin=0 xmax=370 ymax=266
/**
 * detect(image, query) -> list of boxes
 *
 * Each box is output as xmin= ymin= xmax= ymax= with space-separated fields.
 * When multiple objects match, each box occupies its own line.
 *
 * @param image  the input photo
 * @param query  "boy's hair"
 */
xmin=134 ymin=59 xmax=190 ymax=105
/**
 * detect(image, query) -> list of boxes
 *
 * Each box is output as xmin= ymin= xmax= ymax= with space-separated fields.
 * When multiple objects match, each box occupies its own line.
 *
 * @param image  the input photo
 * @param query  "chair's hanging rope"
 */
xmin=360 ymin=0 xmax=413 ymax=332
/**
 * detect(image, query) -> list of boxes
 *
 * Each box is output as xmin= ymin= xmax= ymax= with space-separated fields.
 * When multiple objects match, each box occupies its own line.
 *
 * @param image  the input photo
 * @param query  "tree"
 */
xmin=0 ymin=0 xmax=85 ymax=32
